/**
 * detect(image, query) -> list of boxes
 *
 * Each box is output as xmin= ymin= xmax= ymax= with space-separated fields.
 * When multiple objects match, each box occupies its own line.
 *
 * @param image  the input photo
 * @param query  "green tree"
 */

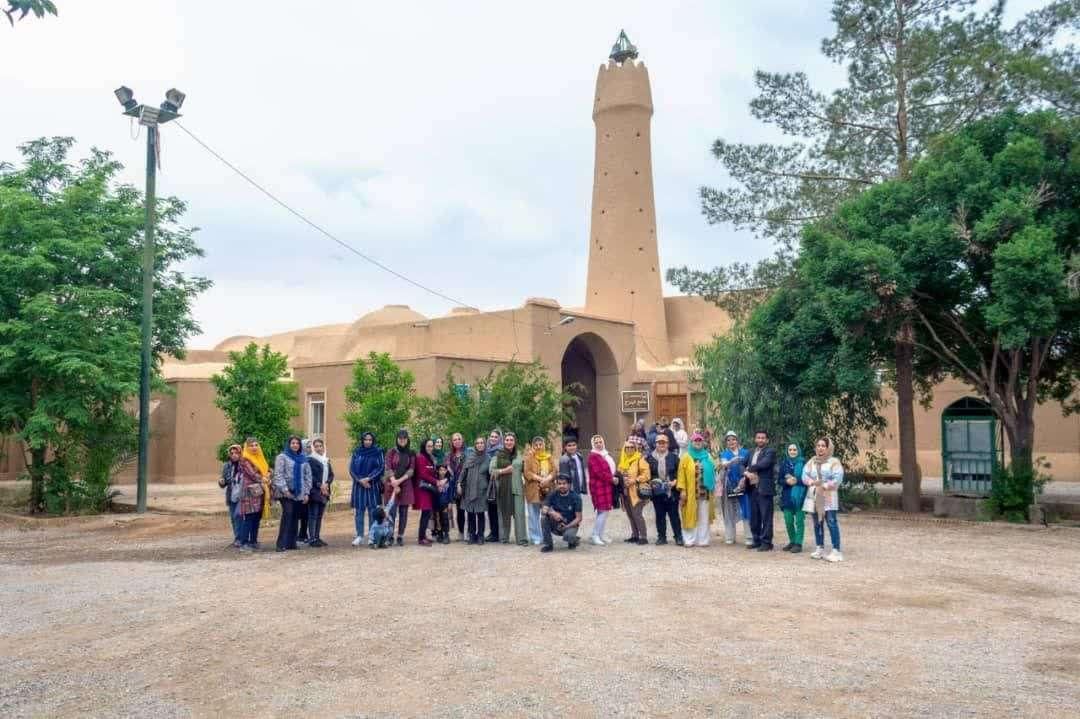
xmin=4 ymin=0 xmax=57 ymax=26
xmin=413 ymin=361 xmax=581 ymax=447
xmin=211 ymin=343 xmax=300 ymax=460
xmin=0 ymin=137 xmax=209 ymax=512
xmin=669 ymin=0 xmax=1079 ymax=511
xmin=342 ymin=352 xmax=416 ymax=450
xmin=781 ymin=110 xmax=1078 ymax=486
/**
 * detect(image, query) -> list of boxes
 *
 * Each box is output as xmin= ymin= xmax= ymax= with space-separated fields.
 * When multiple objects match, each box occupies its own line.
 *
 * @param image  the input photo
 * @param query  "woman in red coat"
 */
xmin=413 ymin=438 xmax=438 ymax=546
xmin=587 ymin=434 xmax=617 ymax=546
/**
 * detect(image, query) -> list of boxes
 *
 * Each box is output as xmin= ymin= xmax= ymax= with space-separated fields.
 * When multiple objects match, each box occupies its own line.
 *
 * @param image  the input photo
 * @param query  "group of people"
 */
xmin=218 ymin=417 xmax=845 ymax=561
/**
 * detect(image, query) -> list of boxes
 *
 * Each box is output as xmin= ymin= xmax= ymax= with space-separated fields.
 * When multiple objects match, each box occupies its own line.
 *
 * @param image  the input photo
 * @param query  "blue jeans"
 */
xmin=527 ymin=502 xmax=544 ymax=544
xmin=354 ymin=506 xmax=378 ymax=538
xmin=241 ymin=510 xmax=261 ymax=545
xmin=226 ymin=498 xmax=241 ymax=542
xmin=811 ymin=510 xmax=840 ymax=551
xmin=369 ymin=522 xmax=392 ymax=545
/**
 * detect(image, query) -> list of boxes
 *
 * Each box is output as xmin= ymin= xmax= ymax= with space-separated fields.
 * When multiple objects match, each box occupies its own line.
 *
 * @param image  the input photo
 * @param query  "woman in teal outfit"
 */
xmin=778 ymin=443 xmax=806 ymax=552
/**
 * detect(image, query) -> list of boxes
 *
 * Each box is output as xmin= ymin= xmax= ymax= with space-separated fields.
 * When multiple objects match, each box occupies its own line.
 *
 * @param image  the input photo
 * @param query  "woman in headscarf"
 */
xmin=491 ymin=432 xmax=527 ymax=546
xmin=384 ymin=429 xmax=416 ymax=547
xmin=235 ymin=444 xmax=266 ymax=550
xmin=241 ymin=437 xmax=272 ymax=529
xmin=671 ymin=418 xmax=689 ymax=453
xmin=484 ymin=428 xmax=504 ymax=542
xmin=272 ymin=435 xmax=312 ymax=552
xmin=219 ymin=444 xmax=244 ymax=547
xmin=349 ymin=431 xmax=384 ymax=547
xmin=802 ymin=437 xmax=844 ymax=562
xmin=618 ymin=435 xmax=653 ymax=545
xmin=677 ymin=431 xmax=716 ymax=547
xmin=779 ymin=442 xmax=806 ymax=553
xmin=432 ymin=436 xmax=446 ymax=466
xmin=586 ymin=434 xmax=616 ymax=546
xmin=413 ymin=438 xmax=439 ymax=547
xmin=446 ymin=433 xmax=468 ymax=540
xmin=718 ymin=430 xmax=752 ymax=546
xmin=523 ymin=436 xmax=555 ymax=546
xmin=304 ymin=438 xmax=333 ymax=547
xmin=459 ymin=435 xmax=492 ymax=544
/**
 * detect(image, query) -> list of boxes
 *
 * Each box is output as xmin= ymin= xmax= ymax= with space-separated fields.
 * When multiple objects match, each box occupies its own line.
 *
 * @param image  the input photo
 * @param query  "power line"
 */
xmin=171 ymin=121 xmax=679 ymax=359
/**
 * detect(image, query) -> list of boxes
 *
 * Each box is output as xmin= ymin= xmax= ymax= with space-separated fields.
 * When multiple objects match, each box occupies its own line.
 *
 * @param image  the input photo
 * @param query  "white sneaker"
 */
xmin=724 ymin=539 xmax=735 ymax=545
xmin=684 ymin=538 xmax=696 ymax=547
xmin=825 ymin=549 xmax=844 ymax=563
xmin=591 ymin=536 xmax=605 ymax=546
xmin=810 ymin=547 xmax=824 ymax=560
xmin=351 ymin=536 xmax=363 ymax=547
xmin=744 ymin=539 xmax=754 ymax=547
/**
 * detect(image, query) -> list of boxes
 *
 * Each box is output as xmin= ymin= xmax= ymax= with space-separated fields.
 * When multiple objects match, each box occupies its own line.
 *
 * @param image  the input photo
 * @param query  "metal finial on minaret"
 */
xmin=609 ymin=30 xmax=638 ymax=63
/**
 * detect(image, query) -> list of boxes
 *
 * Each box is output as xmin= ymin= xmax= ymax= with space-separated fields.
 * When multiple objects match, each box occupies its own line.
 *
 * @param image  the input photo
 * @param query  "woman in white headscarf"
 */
xmin=671 ymin=418 xmax=689 ymax=452
xmin=306 ymin=437 xmax=334 ymax=547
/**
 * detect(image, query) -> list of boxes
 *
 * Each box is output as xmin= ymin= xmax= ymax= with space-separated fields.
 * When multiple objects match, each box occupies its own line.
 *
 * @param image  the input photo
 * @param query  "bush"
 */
xmin=985 ymin=464 xmax=1049 ymax=522
xmin=839 ymin=476 xmax=881 ymax=511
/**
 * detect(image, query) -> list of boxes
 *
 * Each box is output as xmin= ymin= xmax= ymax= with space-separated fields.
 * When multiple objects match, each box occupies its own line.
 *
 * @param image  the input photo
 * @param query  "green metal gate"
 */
xmin=941 ymin=397 xmax=1001 ymax=496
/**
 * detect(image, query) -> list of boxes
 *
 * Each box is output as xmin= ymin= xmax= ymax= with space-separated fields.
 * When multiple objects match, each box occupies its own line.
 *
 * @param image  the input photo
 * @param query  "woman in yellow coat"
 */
xmin=617 ymin=436 xmax=653 ymax=544
xmin=523 ymin=437 xmax=555 ymax=546
xmin=676 ymin=431 xmax=717 ymax=547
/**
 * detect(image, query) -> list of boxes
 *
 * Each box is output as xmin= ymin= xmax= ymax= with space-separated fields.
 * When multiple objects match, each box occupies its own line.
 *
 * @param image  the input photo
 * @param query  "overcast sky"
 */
xmin=0 ymin=0 xmax=1045 ymax=348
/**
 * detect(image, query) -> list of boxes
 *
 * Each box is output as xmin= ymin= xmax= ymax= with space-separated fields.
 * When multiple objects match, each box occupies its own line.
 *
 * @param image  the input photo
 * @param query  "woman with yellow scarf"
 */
xmin=617 ymin=435 xmax=652 ymax=545
xmin=676 ymin=432 xmax=717 ymax=547
xmin=524 ymin=436 xmax=555 ymax=545
xmin=241 ymin=437 xmax=273 ymax=528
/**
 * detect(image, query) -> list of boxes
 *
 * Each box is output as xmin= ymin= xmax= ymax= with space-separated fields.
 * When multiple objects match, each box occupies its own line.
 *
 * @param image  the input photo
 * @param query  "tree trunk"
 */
xmin=28 ymin=445 xmax=46 ymax=513
xmin=894 ymin=332 xmax=921 ymax=512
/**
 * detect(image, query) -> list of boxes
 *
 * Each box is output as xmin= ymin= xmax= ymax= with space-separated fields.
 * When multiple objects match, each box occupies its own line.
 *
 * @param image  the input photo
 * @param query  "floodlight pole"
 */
xmin=135 ymin=123 xmax=157 ymax=514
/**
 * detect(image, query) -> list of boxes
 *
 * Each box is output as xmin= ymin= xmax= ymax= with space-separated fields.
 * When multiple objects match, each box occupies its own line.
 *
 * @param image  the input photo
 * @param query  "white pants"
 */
xmin=592 ymin=510 xmax=610 ymax=539
xmin=683 ymin=500 xmax=711 ymax=547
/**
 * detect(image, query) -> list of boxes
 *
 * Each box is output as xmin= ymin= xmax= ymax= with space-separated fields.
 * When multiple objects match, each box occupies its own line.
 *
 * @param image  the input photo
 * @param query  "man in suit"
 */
xmin=558 ymin=437 xmax=587 ymax=496
xmin=743 ymin=429 xmax=777 ymax=551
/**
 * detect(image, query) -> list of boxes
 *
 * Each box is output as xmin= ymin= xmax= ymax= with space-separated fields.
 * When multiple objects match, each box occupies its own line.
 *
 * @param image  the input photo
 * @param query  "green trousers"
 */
xmin=782 ymin=508 xmax=805 ymax=547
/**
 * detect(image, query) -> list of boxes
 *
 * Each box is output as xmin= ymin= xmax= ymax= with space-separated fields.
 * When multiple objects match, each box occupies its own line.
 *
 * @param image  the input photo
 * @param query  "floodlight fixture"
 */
xmin=114 ymin=85 xmax=138 ymax=112
xmin=556 ymin=315 xmax=576 ymax=327
xmin=161 ymin=87 xmax=186 ymax=113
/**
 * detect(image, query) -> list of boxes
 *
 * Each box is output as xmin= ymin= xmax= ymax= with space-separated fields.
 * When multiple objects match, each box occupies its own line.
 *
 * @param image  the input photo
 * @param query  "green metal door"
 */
xmin=941 ymin=398 xmax=999 ymax=496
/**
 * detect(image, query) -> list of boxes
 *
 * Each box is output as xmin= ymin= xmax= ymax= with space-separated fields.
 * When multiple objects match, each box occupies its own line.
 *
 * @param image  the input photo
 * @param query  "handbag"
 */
xmin=419 ymin=480 xmax=438 ymax=494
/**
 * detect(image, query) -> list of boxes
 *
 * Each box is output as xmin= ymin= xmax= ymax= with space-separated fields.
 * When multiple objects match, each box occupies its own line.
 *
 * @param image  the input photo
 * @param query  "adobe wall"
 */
xmin=873 ymin=379 xmax=1079 ymax=481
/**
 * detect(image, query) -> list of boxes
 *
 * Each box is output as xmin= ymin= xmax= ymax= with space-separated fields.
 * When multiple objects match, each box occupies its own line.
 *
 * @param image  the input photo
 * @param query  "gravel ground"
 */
xmin=1 ymin=505 xmax=1078 ymax=718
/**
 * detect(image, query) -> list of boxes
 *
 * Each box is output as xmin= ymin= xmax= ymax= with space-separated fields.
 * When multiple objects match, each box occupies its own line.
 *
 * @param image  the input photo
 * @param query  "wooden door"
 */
xmin=655 ymin=394 xmax=687 ymax=424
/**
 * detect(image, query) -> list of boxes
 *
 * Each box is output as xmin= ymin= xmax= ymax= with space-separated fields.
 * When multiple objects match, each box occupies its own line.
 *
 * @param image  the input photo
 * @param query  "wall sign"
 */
xmin=621 ymin=390 xmax=650 ymax=414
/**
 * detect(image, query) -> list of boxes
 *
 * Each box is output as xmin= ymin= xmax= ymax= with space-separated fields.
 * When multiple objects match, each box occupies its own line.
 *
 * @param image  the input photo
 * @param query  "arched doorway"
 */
xmin=942 ymin=397 xmax=1001 ymax=497
xmin=560 ymin=333 xmax=619 ymax=444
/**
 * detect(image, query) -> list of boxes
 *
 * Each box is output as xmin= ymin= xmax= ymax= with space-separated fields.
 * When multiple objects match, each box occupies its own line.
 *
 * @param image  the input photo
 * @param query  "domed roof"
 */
xmin=353 ymin=304 xmax=427 ymax=329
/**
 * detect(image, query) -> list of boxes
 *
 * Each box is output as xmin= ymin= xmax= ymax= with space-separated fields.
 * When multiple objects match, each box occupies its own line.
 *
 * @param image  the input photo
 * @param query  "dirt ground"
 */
xmin=1 ymin=506 xmax=1078 ymax=719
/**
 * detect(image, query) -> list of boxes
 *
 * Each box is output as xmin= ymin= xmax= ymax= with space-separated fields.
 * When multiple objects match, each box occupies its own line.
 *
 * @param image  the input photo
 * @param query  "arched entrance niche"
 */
xmin=560 ymin=332 xmax=620 ymax=445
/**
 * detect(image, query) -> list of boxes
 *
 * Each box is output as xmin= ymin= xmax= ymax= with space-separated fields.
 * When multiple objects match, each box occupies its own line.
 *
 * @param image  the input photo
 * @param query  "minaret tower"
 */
xmin=585 ymin=30 xmax=669 ymax=363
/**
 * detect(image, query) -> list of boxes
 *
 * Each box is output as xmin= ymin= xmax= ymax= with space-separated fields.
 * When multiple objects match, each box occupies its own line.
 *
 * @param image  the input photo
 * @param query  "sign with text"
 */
xmin=621 ymin=390 xmax=650 ymax=414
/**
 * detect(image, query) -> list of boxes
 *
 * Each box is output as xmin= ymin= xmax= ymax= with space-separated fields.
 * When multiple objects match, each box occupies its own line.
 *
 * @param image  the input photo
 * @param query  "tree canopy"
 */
xmin=752 ymin=109 xmax=1078 ymax=489
xmin=210 ymin=343 xmax=300 ymax=460
xmin=669 ymin=0 xmax=1079 ymax=511
xmin=0 ymin=137 xmax=209 ymax=511
xmin=413 ymin=361 xmax=580 ymax=448
xmin=342 ymin=352 xmax=417 ymax=452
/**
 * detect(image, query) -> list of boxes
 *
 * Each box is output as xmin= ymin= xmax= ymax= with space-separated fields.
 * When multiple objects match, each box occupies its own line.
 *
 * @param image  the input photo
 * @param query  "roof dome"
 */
xmin=353 ymin=304 xmax=427 ymax=329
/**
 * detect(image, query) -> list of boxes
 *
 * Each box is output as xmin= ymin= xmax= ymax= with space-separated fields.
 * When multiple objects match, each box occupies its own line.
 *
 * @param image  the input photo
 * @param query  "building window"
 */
xmin=307 ymin=392 xmax=325 ymax=437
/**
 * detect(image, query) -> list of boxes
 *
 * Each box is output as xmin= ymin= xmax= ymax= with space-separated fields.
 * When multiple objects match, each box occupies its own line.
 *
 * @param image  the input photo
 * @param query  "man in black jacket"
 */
xmin=558 ymin=437 xmax=587 ymax=496
xmin=744 ymin=429 xmax=777 ymax=551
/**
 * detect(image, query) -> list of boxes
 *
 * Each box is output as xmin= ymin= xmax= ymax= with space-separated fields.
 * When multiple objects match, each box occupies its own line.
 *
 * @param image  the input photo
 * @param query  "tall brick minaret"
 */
xmin=584 ymin=31 xmax=669 ymax=363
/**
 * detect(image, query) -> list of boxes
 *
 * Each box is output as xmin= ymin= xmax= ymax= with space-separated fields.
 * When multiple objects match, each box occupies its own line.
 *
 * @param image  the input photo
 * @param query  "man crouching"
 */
xmin=540 ymin=474 xmax=582 ymax=552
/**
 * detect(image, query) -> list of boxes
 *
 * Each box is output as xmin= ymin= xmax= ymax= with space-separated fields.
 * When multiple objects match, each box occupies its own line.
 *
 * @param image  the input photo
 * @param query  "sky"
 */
xmin=0 ymin=0 xmax=1048 ymax=349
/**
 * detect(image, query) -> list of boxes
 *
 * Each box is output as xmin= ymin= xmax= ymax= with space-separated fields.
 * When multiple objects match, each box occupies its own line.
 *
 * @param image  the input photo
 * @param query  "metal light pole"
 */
xmin=114 ymin=86 xmax=186 ymax=513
